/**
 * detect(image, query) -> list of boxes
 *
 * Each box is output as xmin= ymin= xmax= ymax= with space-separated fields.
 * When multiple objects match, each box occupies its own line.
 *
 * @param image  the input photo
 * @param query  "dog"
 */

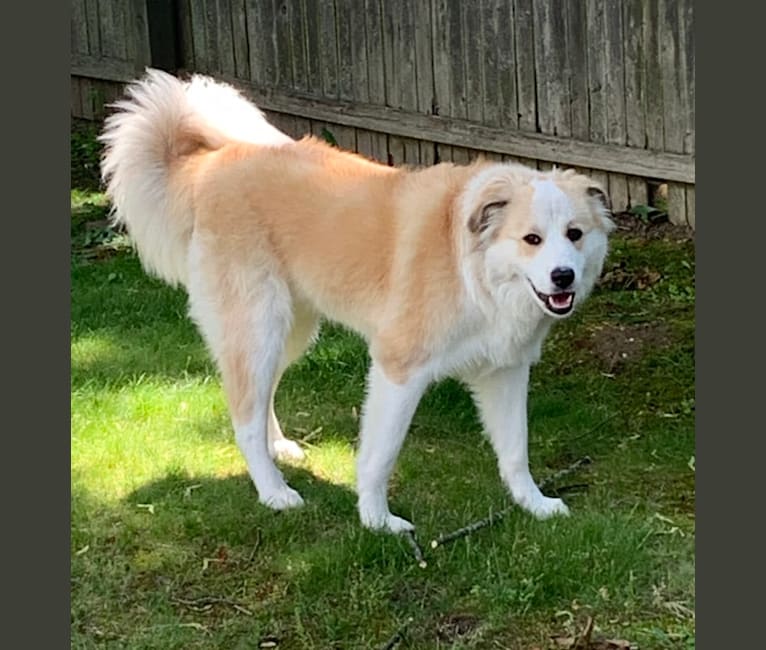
xmin=100 ymin=69 xmax=614 ymax=533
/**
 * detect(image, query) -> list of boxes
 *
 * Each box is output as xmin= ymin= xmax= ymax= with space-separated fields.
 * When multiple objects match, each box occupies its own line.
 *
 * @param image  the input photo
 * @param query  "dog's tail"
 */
xmin=100 ymin=68 xmax=291 ymax=286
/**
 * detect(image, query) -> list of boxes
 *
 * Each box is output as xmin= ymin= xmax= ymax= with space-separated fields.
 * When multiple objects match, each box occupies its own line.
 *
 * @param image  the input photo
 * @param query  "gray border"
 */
xmin=695 ymin=3 xmax=761 ymax=648
xmin=2 ymin=2 xmax=70 ymax=647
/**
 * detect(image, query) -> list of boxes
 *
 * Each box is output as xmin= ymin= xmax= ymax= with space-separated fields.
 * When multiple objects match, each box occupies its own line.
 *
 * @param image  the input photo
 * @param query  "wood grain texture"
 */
xmin=513 ymin=0 xmax=536 ymax=133
xmin=72 ymin=0 xmax=695 ymax=227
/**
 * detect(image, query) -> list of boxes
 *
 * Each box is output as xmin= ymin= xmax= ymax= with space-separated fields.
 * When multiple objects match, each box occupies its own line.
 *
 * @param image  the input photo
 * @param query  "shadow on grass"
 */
xmin=72 ymin=456 xmax=693 ymax=649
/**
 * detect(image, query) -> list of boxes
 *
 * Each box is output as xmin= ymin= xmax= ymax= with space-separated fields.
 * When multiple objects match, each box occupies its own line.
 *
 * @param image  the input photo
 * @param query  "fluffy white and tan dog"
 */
xmin=100 ymin=70 xmax=614 ymax=533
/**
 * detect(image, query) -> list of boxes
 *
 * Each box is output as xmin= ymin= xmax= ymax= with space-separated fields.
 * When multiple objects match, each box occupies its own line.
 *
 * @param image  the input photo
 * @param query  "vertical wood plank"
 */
xmin=332 ymin=0 xmax=357 ymax=151
xmin=685 ymin=185 xmax=695 ymax=229
xmin=123 ymin=0 xmax=151 ymax=74
xmin=586 ymin=0 xmax=607 ymax=146
xmin=414 ymin=0 xmax=434 ymax=164
xmin=177 ymin=0 xmax=196 ymax=70
xmin=627 ymin=176 xmax=648 ymax=208
xmin=216 ymin=0 xmax=237 ymax=77
xmin=446 ymin=0 xmax=467 ymax=120
xmin=302 ymin=0 xmax=322 ymax=94
xmin=659 ymin=0 xmax=688 ymax=224
xmin=604 ymin=0 xmax=628 ymax=212
xmin=319 ymin=1 xmax=339 ymax=98
xmin=451 ymin=147 xmax=471 ymax=164
xmin=623 ymin=0 xmax=646 ymax=150
xmin=667 ymin=183 xmax=687 ymax=226
xmin=292 ymin=117 xmax=311 ymax=139
xmin=84 ymin=0 xmax=100 ymax=56
xmin=202 ymin=0 xmax=220 ymax=73
xmin=231 ymin=0 xmax=251 ymax=80
xmin=431 ymin=0 xmax=453 ymax=162
xmin=565 ymin=0 xmax=589 ymax=141
xmin=679 ymin=0 xmax=694 ymax=155
xmin=71 ymin=0 xmax=89 ymax=55
xmin=288 ymin=0 xmax=308 ymax=92
xmin=643 ymin=0 xmax=664 ymax=151
xmin=589 ymin=170 xmax=609 ymax=194
xmin=384 ymin=0 xmax=419 ymax=163
xmin=347 ymin=0 xmax=373 ymax=158
xmin=533 ymin=0 xmax=570 ymax=137
xmin=513 ymin=0 xmax=536 ymax=133
xmin=274 ymin=0 xmax=293 ymax=88
xmin=80 ymin=79 xmax=95 ymax=119
xmin=480 ymin=1 xmax=501 ymax=128
xmin=97 ymin=0 xmax=117 ymax=58
xmin=71 ymin=78 xmax=84 ymax=118
xmin=190 ymin=0 xmax=209 ymax=74
xmin=463 ymin=1 xmax=483 ymax=125
xmin=364 ymin=0 xmax=389 ymax=162
xmin=387 ymin=135 xmax=405 ymax=166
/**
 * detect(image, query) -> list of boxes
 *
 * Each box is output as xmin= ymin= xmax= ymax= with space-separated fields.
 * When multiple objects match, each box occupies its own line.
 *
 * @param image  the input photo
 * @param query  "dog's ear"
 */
xmin=586 ymin=186 xmax=616 ymax=233
xmin=468 ymin=200 xmax=508 ymax=235
xmin=587 ymin=186 xmax=611 ymax=213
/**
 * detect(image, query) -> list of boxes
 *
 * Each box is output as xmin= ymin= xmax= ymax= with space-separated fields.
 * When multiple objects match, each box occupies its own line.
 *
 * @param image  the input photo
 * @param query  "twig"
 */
xmin=380 ymin=616 xmax=414 ymax=650
xmin=430 ymin=456 xmax=592 ymax=549
xmin=171 ymin=595 xmax=253 ymax=616
xmin=299 ymin=426 xmax=323 ymax=444
xmin=248 ymin=529 xmax=262 ymax=562
xmin=568 ymin=413 xmax=619 ymax=442
xmin=548 ymin=483 xmax=590 ymax=497
xmin=403 ymin=530 xmax=427 ymax=568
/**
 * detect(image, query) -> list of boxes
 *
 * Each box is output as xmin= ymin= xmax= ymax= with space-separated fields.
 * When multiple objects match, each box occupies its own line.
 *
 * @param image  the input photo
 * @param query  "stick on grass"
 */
xmin=430 ymin=456 xmax=592 ymax=549
xmin=403 ymin=530 xmax=427 ymax=568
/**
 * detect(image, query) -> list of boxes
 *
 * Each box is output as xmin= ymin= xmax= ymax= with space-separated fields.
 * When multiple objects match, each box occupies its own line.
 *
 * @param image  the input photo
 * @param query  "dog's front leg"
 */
xmin=356 ymin=362 xmax=429 ymax=533
xmin=471 ymin=365 xmax=569 ymax=519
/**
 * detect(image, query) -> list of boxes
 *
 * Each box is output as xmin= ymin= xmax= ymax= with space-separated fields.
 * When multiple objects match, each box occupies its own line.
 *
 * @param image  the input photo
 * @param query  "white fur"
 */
xmin=99 ymin=69 xmax=292 ymax=286
xmin=356 ymin=364 xmax=430 ymax=532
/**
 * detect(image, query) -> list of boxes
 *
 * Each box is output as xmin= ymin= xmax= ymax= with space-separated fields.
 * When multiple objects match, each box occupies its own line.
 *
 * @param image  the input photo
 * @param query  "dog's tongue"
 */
xmin=551 ymin=293 xmax=573 ymax=307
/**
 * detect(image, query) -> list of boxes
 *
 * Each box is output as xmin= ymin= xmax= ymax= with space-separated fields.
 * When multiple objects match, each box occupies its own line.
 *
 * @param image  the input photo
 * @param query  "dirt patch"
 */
xmin=573 ymin=322 xmax=676 ymax=374
xmin=598 ymin=260 xmax=663 ymax=292
xmin=612 ymin=211 xmax=693 ymax=243
xmin=435 ymin=613 xmax=481 ymax=643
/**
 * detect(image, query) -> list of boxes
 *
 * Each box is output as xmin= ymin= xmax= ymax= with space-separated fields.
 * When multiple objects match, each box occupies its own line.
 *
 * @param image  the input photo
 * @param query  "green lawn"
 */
xmin=71 ymin=126 xmax=694 ymax=649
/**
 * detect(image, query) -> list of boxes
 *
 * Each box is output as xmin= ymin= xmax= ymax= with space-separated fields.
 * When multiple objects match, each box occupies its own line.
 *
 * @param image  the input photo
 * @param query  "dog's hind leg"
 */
xmin=188 ymin=247 xmax=303 ymax=510
xmin=268 ymin=306 xmax=320 ymax=461
xmin=356 ymin=362 xmax=429 ymax=533
xmin=470 ymin=365 xmax=569 ymax=519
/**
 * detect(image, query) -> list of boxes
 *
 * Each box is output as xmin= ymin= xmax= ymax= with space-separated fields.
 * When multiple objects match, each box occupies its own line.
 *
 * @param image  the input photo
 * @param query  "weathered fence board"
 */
xmin=71 ymin=0 xmax=695 ymax=226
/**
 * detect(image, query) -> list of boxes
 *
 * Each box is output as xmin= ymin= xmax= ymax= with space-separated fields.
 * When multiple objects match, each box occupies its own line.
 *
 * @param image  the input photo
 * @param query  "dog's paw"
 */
xmin=525 ymin=496 xmax=570 ymax=520
xmin=260 ymin=485 xmax=305 ymax=510
xmin=271 ymin=438 xmax=306 ymax=461
xmin=359 ymin=509 xmax=415 ymax=534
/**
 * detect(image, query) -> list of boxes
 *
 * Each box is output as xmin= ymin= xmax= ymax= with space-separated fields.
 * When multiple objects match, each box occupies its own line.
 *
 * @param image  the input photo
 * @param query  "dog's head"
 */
xmin=461 ymin=164 xmax=615 ymax=318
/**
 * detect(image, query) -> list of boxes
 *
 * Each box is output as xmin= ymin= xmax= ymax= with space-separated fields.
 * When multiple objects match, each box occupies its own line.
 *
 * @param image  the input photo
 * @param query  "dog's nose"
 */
xmin=551 ymin=267 xmax=575 ymax=289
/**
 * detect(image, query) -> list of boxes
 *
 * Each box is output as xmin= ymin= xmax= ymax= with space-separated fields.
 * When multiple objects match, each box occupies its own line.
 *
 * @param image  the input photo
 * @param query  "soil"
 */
xmin=435 ymin=613 xmax=480 ymax=642
xmin=573 ymin=321 xmax=676 ymax=375
xmin=611 ymin=210 xmax=693 ymax=243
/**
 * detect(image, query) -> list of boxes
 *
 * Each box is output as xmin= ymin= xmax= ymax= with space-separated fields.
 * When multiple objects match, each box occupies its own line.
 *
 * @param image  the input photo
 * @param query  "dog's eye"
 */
xmin=523 ymin=234 xmax=542 ymax=246
xmin=567 ymin=228 xmax=583 ymax=242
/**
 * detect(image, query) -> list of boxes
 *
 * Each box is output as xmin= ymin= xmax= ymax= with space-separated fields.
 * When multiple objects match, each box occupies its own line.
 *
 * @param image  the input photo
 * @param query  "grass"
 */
xmin=71 ymin=126 xmax=694 ymax=649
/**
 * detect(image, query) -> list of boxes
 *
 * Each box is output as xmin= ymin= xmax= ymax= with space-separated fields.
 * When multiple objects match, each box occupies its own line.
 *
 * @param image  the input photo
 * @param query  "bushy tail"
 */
xmin=99 ymin=68 xmax=292 ymax=286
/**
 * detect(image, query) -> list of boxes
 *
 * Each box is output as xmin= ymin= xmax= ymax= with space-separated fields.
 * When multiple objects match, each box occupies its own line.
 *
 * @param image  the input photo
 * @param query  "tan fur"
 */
xmin=172 ymin=137 xmax=491 ymax=387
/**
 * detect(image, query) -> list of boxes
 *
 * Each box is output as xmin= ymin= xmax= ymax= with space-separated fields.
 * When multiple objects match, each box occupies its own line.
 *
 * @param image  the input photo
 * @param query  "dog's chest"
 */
xmin=434 ymin=309 xmax=552 ymax=380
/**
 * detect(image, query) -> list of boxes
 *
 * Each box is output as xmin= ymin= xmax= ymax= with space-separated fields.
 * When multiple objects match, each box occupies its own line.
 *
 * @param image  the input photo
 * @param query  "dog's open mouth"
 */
xmin=532 ymin=287 xmax=575 ymax=316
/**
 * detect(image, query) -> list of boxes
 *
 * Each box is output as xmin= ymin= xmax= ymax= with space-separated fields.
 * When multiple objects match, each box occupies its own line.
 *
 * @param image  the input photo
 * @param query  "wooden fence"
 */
xmin=71 ymin=0 xmax=695 ymax=227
